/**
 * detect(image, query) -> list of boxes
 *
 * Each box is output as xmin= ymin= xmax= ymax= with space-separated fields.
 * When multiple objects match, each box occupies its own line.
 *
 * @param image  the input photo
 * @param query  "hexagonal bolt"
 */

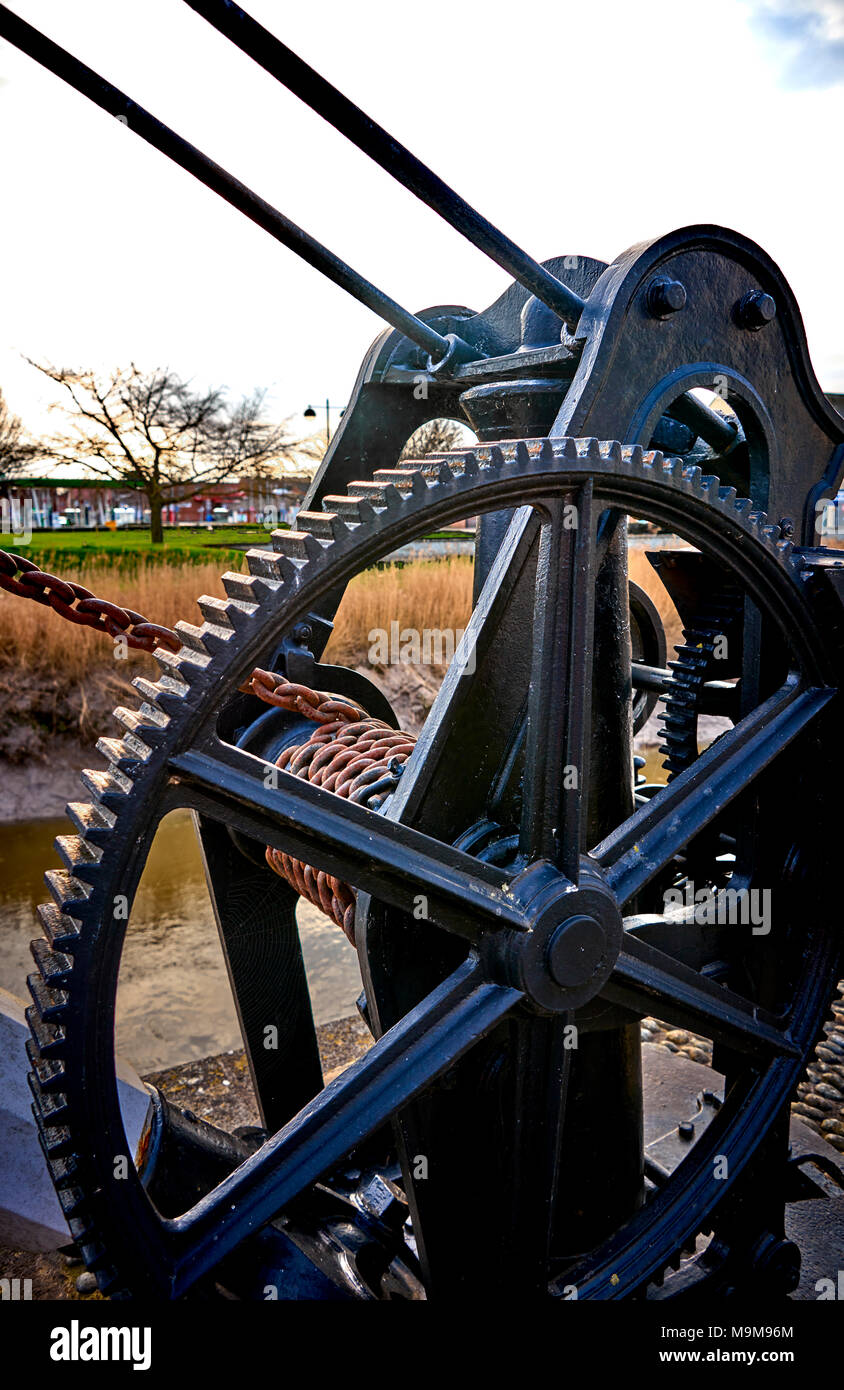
xmin=735 ymin=290 xmax=776 ymax=331
xmin=646 ymin=278 xmax=687 ymax=319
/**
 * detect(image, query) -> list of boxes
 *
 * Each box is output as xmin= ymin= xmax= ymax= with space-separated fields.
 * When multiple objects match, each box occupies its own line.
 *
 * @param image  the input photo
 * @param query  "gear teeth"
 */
xmin=376 ymin=482 xmax=405 ymax=512
xmin=245 ymin=548 xmax=294 ymax=584
xmin=347 ymin=480 xmax=406 ymax=514
xmin=171 ymin=621 xmax=213 ymax=660
xmin=154 ymin=644 xmax=209 ymax=681
xmin=348 ymin=479 xmax=387 ymax=500
xmin=33 ymin=1108 xmax=73 ymax=1157
xmin=131 ymin=673 xmax=188 ymax=713
xmin=323 ymin=494 xmax=379 ymax=524
xmin=66 ymin=801 xmax=116 ymax=843
xmin=29 ymin=1076 xmax=70 ymax=1122
xmin=194 ymin=594 xmax=234 ymax=627
xmin=296 ymin=509 xmax=350 ymax=541
xmin=369 ymin=469 xmax=416 ymax=493
xmin=56 ymin=1185 xmax=87 ymax=1220
xmin=96 ymin=735 xmax=151 ymax=775
xmin=220 ymin=571 xmax=265 ymax=606
xmin=733 ymin=497 xmax=753 ymax=514
xmin=410 ymin=469 xmax=433 ymax=500
xmin=55 ymin=835 xmax=102 ymax=881
xmin=466 ymin=445 xmax=494 ymax=469
xmin=26 ymin=1005 xmax=65 ymax=1058
xmin=45 ymin=867 xmax=92 ymax=911
xmin=271 ymin=529 xmax=330 ymax=564
xmin=31 ymin=937 xmax=73 ymax=987
xmin=37 ymin=900 xmax=81 ymax=948
xmin=81 ymin=766 xmax=133 ymax=807
xmin=27 ymin=971 xmax=68 ymax=1021
xmin=560 ymin=438 xmax=579 ymax=459
xmin=27 ymin=1045 xmax=66 ymax=1091
xmin=113 ymin=704 xmax=168 ymax=744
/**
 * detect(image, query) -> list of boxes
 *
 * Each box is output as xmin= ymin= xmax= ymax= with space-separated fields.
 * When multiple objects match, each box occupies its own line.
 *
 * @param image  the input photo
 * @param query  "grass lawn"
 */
xmin=14 ymin=525 xmax=275 ymax=565
xmin=12 ymin=523 xmax=474 ymax=566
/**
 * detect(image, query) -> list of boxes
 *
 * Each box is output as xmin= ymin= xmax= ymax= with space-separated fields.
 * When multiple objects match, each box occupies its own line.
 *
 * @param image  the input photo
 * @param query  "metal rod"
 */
xmin=177 ymin=2 xmax=742 ymax=452
xmin=183 ymin=0 xmax=587 ymax=332
xmin=0 ymin=4 xmax=452 ymax=362
xmin=669 ymin=392 xmax=737 ymax=453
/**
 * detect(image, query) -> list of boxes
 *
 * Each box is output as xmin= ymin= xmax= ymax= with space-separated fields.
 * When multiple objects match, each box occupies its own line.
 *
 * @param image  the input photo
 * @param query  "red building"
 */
xmin=3 ymin=475 xmax=312 ymax=530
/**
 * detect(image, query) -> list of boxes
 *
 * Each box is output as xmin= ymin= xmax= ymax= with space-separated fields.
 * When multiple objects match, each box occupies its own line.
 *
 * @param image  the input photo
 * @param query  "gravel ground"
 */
xmin=142 ymin=1013 xmax=372 ymax=1131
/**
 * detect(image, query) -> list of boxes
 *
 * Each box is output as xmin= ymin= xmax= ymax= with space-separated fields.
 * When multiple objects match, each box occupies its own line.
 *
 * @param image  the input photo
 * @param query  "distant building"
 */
xmin=2 ymin=474 xmax=312 ymax=529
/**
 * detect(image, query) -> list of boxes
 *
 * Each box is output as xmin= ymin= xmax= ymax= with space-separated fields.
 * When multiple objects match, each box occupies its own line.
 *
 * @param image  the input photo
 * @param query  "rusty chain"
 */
xmin=0 ymin=554 xmax=411 ymax=941
xmin=0 ymin=547 xmax=182 ymax=653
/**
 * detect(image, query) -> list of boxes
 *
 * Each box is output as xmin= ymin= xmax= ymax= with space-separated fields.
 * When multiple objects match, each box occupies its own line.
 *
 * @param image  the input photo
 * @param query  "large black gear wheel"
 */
xmin=25 ymin=437 xmax=844 ymax=1300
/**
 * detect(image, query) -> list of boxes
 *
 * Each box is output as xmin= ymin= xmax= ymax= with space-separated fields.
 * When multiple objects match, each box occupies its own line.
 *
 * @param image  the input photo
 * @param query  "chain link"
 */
xmin=0 ymin=548 xmax=181 ymax=652
xmin=0 ymin=554 xmax=405 ymax=938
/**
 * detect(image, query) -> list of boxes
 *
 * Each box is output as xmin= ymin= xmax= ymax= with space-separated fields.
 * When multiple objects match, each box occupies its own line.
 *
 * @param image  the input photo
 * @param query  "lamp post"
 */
xmin=304 ymin=398 xmax=345 ymax=446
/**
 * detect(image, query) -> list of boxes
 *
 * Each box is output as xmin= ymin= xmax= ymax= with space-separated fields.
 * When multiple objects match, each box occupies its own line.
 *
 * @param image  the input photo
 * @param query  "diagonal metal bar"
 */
xmin=603 ymin=935 xmax=798 ymax=1061
xmin=166 ymin=957 xmax=522 ymax=1296
xmin=520 ymin=485 xmax=595 ymax=877
xmin=592 ymin=678 xmax=833 ymax=907
xmin=184 ymin=0 xmax=586 ymax=331
xmin=0 ymin=4 xmax=453 ymax=361
xmin=169 ymin=743 xmax=526 ymax=942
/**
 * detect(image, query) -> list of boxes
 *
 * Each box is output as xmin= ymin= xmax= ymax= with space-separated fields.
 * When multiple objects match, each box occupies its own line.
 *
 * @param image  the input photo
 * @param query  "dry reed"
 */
xmin=0 ymin=547 xmax=682 ymax=757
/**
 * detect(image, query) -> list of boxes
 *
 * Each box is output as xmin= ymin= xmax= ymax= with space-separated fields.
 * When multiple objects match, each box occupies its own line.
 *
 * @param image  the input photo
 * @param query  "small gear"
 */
xmin=658 ymin=584 xmax=744 ymax=778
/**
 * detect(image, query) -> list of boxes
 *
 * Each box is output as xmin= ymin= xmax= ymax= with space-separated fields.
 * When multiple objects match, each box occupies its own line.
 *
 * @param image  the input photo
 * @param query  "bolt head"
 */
xmin=646 ymin=278 xmax=687 ymax=319
xmin=736 ymin=290 xmax=776 ymax=330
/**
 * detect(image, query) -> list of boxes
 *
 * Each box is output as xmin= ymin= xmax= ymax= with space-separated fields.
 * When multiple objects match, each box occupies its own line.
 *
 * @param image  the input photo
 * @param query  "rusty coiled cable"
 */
xmin=246 ymin=669 xmax=416 ymax=942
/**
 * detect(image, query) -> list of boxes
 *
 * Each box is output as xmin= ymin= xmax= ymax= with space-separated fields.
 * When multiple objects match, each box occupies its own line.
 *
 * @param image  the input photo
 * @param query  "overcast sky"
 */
xmin=1 ymin=0 xmax=843 ymax=446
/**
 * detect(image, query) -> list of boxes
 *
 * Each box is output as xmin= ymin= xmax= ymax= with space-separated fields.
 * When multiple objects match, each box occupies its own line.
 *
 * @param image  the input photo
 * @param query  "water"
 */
xmin=0 ymin=810 xmax=364 ymax=1074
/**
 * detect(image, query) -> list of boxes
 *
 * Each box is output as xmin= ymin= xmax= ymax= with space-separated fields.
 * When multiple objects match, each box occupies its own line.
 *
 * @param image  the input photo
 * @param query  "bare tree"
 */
xmin=30 ymin=361 xmax=316 ymax=543
xmin=399 ymin=417 xmax=468 ymax=461
xmin=0 ymin=389 xmax=39 ymax=484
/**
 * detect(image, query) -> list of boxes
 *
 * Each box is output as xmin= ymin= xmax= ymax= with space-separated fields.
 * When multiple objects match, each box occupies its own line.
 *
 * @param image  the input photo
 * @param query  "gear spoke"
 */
xmin=382 ymin=507 xmax=540 ymax=833
xmin=602 ymin=934 xmax=798 ymax=1060
xmin=592 ymin=675 xmax=832 ymax=907
xmin=519 ymin=484 xmax=595 ymax=877
xmin=166 ymin=957 xmax=521 ymax=1296
xmin=169 ymin=742 xmax=525 ymax=943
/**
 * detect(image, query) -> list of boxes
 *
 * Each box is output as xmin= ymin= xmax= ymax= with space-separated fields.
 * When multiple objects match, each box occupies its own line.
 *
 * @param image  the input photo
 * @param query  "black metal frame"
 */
xmin=5 ymin=0 xmax=844 ymax=1301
